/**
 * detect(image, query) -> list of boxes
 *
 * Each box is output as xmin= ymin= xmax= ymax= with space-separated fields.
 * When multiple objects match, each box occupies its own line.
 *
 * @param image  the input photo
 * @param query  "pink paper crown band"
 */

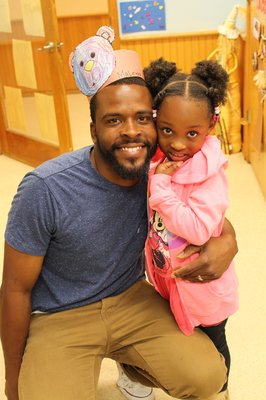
xmin=69 ymin=26 xmax=144 ymax=97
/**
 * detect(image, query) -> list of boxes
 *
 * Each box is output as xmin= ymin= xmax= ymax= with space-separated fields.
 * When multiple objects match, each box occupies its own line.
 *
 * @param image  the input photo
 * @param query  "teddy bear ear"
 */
xmin=96 ymin=25 xmax=115 ymax=45
xmin=69 ymin=51 xmax=74 ymax=72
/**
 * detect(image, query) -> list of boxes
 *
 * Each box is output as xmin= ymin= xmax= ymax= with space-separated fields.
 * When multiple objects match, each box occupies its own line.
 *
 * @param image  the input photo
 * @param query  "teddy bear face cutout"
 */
xmin=69 ymin=26 xmax=116 ymax=96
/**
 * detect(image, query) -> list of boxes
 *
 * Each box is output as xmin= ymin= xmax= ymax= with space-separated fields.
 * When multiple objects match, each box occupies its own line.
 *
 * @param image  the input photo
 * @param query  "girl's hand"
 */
xmin=155 ymin=161 xmax=183 ymax=175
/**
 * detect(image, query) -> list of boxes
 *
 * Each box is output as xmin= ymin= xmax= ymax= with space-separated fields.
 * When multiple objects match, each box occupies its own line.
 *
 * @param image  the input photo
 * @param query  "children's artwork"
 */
xmin=0 ymin=0 xmax=12 ymax=33
xmin=4 ymin=86 xmax=26 ymax=133
xmin=12 ymin=39 xmax=37 ymax=89
xmin=119 ymin=0 xmax=166 ymax=34
xmin=253 ymin=17 xmax=261 ymax=40
xmin=21 ymin=0 xmax=45 ymax=37
xmin=34 ymin=93 xmax=59 ymax=143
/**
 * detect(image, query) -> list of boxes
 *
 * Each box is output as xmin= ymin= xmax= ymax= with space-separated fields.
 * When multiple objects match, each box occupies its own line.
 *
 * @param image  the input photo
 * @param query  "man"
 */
xmin=0 ymin=27 xmax=237 ymax=400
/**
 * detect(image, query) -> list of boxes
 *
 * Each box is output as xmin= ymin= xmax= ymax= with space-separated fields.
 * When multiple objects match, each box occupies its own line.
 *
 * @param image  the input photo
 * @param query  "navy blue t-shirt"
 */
xmin=5 ymin=146 xmax=147 ymax=312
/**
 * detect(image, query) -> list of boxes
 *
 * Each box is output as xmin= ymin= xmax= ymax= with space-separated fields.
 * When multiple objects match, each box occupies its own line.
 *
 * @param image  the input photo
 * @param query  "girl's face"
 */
xmin=156 ymin=96 xmax=215 ymax=163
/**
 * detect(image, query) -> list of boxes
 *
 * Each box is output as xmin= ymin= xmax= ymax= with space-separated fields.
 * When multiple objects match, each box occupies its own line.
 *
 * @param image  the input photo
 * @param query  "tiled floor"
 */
xmin=1 ymin=96 xmax=266 ymax=398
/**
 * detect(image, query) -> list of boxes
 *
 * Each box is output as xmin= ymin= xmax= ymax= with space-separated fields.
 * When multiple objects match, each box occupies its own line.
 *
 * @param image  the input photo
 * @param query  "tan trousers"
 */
xmin=19 ymin=280 xmax=227 ymax=400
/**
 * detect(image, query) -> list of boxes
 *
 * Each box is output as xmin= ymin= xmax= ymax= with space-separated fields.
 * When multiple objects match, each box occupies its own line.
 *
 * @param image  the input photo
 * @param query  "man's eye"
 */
xmin=108 ymin=118 xmax=119 ymax=124
xmin=187 ymin=131 xmax=198 ymax=138
xmin=138 ymin=115 xmax=151 ymax=123
xmin=162 ymin=128 xmax=172 ymax=135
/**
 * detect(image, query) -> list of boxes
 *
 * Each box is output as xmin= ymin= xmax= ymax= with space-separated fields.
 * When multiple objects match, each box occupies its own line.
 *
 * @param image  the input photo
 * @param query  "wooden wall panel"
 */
xmin=120 ymin=32 xmax=219 ymax=72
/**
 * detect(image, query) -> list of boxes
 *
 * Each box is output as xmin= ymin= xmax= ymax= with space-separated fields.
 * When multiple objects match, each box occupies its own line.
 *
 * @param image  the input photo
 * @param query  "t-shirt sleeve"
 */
xmin=5 ymin=173 xmax=57 ymax=256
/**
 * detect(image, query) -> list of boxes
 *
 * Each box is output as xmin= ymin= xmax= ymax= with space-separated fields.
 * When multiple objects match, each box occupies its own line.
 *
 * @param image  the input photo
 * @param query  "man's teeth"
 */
xmin=121 ymin=146 xmax=142 ymax=152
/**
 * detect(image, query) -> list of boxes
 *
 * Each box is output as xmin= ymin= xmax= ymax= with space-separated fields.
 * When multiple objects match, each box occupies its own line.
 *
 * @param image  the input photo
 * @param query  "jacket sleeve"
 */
xmin=149 ymin=170 xmax=229 ymax=245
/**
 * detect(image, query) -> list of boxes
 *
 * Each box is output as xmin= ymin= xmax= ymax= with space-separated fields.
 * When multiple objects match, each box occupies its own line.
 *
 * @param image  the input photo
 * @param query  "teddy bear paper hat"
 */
xmin=69 ymin=26 xmax=144 ymax=97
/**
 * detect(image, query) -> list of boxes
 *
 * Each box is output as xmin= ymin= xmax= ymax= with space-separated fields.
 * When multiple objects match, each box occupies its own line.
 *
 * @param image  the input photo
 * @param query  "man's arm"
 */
xmin=172 ymin=218 xmax=237 ymax=282
xmin=0 ymin=242 xmax=43 ymax=400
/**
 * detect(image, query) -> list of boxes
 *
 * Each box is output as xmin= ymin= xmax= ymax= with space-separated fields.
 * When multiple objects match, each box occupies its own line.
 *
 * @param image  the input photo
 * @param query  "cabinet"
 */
xmin=243 ymin=0 xmax=266 ymax=198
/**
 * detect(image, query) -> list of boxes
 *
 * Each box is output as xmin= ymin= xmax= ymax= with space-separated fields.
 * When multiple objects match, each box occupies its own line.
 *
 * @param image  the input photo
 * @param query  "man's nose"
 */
xmin=122 ymin=119 xmax=140 ymax=136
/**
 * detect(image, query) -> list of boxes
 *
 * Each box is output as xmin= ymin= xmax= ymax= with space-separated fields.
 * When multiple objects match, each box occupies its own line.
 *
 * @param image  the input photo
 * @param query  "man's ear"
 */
xmin=90 ymin=122 xmax=97 ymax=144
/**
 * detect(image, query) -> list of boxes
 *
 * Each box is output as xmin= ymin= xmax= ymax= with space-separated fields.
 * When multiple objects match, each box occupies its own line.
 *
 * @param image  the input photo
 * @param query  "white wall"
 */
xmin=164 ymin=0 xmax=246 ymax=33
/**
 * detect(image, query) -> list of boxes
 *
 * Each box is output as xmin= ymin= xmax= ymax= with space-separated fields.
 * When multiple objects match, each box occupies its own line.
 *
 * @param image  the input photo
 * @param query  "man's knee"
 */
xmin=168 ymin=353 xmax=227 ymax=399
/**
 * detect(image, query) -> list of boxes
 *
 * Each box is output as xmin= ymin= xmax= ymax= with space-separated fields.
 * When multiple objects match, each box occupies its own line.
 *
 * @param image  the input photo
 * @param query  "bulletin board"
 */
xmin=117 ymin=0 xmax=246 ymax=37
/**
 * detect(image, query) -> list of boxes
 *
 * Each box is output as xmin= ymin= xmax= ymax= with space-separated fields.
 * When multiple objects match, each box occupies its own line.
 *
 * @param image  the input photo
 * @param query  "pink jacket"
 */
xmin=145 ymin=136 xmax=238 ymax=335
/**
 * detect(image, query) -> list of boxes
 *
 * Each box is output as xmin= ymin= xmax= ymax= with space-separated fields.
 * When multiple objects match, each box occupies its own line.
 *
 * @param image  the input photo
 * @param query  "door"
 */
xmin=242 ymin=0 xmax=266 ymax=198
xmin=0 ymin=0 xmax=72 ymax=166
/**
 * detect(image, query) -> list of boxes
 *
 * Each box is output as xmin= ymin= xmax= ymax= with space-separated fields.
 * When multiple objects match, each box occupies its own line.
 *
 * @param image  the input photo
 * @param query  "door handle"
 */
xmin=37 ymin=42 xmax=63 ymax=52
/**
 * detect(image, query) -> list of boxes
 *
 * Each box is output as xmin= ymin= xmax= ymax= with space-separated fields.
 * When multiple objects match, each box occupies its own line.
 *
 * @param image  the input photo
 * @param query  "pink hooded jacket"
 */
xmin=145 ymin=136 xmax=238 ymax=335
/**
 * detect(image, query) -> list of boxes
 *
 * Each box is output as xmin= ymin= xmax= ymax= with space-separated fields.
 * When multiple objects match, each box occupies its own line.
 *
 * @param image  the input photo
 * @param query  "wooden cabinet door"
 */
xmin=0 ymin=0 xmax=72 ymax=166
xmin=243 ymin=0 xmax=266 ymax=198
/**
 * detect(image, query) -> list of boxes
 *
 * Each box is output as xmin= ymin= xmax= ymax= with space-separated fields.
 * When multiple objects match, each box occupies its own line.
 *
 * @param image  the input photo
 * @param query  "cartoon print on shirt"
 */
xmin=148 ymin=211 xmax=190 ymax=274
xmin=148 ymin=211 xmax=171 ymax=272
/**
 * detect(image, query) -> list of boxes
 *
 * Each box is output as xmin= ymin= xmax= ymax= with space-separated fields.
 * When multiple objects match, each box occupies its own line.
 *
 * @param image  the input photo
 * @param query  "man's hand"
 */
xmin=5 ymin=378 xmax=19 ymax=400
xmin=172 ymin=219 xmax=238 ymax=282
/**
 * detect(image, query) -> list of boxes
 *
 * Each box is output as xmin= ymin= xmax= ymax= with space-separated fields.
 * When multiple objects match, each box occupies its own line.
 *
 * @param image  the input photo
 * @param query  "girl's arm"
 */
xmin=149 ymin=171 xmax=228 ymax=245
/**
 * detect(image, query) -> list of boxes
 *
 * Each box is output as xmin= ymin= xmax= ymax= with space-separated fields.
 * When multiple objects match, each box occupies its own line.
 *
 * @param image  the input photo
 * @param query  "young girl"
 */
xmin=144 ymin=58 xmax=239 ymax=400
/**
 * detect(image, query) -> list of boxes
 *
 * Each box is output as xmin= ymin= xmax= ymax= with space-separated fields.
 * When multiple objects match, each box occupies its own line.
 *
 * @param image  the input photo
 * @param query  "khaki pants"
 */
xmin=19 ymin=280 xmax=227 ymax=400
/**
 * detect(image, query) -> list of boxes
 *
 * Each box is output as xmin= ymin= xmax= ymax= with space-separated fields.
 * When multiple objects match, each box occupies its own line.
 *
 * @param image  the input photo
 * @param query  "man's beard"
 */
xmin=97 ymin=139 xmax=157 ymax=180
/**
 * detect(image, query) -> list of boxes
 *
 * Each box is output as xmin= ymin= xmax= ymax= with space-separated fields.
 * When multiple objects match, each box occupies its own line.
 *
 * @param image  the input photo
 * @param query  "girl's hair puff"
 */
xmin=144 ymin=58 xmax=229 ymax=117
xmin=192 ymin=60 xmax=228 ymax=108
xmin=143 ymin=57 xmax=178 ymax=98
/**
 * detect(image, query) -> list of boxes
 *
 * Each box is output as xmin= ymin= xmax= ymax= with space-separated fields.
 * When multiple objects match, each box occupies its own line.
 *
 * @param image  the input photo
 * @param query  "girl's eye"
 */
xmin=162 ymin=128 xmax=172 ymax=135
xmin=187 ymin=131 xmax=198 ymax=138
